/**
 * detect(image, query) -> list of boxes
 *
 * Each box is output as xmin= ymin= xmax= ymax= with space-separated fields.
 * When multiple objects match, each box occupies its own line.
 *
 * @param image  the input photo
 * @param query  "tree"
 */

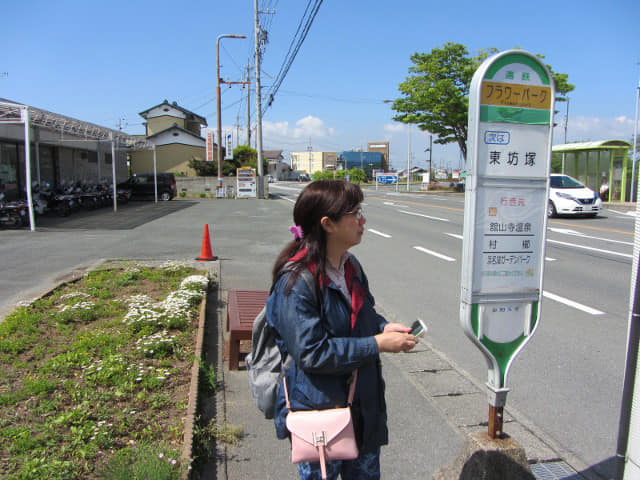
xmin=391 ymin=42 xmax=575 ymax=162
xmin=348 ymin=168 xmax=366 ymax=184
xmin=233 ymin=145 xmax=267 ymax=172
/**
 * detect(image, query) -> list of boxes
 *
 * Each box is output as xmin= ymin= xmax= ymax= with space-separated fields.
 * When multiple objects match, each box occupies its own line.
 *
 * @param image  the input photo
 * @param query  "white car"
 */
xmin=548 ymin=174 xmax=602 ymax=218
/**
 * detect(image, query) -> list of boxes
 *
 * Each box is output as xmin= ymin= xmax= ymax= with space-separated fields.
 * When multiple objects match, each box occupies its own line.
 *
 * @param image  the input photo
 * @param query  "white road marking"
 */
xmin=413 ymin=246 xmax=456 ymax=262
xmin=368 ymin=229 xmax=392 ymax=238
xmin=280 ymin=196 xmax=296 ymax=204
xmin=543 ymin=291 xmax=605 ymax=315
xmin=383 ymin=202 xmax=396 ymax=206
xmin=399 ymin=210 xmax=450 ymax=222
xmin=546 ymin=239 xmax=632 ymax=258
xmin=608 ymin=209 xmax=637 ymax=217
xmin=548 ymin=227 xmax=633 ymax=246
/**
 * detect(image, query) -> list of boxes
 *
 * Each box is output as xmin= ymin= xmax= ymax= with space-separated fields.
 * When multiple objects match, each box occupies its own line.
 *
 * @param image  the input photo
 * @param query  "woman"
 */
xmin=266 ymin=180 xmax=417 ymax=480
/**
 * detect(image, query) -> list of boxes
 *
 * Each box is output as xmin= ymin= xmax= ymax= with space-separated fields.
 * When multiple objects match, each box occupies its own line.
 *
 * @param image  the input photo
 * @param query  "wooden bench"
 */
xmin=226 ymin=290 xmax=269 ymax=370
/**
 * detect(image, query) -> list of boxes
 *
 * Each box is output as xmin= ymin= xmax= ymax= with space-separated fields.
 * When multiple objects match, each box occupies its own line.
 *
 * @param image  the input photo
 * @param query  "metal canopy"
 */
xmin=0 ymin=99 xmax=153 ymax=150
xmin=552 ymin=139 xmax=632 ymax=152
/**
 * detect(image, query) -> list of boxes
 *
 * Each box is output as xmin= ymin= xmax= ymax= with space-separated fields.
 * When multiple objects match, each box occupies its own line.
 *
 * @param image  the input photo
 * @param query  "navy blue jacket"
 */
xmin=266 ymin=253 xmax=389 ymax=452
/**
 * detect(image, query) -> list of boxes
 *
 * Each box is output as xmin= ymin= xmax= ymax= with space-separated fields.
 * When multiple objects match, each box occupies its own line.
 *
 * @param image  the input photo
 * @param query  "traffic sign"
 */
xmin=460 ymin=50 xmax=554 ymax=437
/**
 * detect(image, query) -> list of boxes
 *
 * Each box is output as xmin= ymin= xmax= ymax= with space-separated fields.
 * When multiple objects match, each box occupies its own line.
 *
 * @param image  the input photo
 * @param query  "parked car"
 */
xmin=118 ymin=172 xmax=177 ymax=201
xmin=548 ymin=174 xmax=601 ymax=218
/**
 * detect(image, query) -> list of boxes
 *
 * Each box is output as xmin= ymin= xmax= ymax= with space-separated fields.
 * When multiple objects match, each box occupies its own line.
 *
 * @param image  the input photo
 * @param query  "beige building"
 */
xmin=129 ymin=100 xmax=209 ymax=176
xmin=290 ymin=151 xmax=338 ymax=174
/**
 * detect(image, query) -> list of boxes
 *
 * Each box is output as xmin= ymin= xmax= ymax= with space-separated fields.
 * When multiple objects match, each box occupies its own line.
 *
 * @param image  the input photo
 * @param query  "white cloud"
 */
xmin=384 ymin=123 xmax=405 ymax=133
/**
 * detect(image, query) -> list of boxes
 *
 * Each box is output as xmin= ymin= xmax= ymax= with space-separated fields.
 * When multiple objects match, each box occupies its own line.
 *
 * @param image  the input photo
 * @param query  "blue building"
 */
xmin=336 ymin=151 xmax=383 ymax=178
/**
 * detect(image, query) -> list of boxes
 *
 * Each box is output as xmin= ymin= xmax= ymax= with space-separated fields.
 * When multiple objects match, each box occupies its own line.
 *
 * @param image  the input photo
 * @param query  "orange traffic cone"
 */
xmin=196 ymin=224 xmax=217 ymax=261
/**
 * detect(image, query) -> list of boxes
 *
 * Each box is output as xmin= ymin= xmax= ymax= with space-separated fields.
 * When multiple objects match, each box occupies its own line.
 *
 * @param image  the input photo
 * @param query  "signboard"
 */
xmin=206 ymin=131 xmax=214 ymax=162
xmin=460 ymin=50 xmax=553 ymax=418
xmin=236 ymin=167 xmax=256 ymax=198
xmin=375 ymin=172 xmax=399 ymax=191
xmin=376 ymin=173 xmax=398 ymax=184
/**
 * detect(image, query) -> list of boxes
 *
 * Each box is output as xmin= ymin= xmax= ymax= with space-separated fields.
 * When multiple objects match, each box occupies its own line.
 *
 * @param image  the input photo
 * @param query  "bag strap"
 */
xmin=283 ymin=369 xmax=358 ymax=411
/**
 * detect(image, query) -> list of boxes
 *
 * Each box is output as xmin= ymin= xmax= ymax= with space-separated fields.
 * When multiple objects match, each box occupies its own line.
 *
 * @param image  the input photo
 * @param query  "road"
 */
xmin=0 ymin=186 xmax=635 ymax=480
xmin=272 ymin=183 xmax=635 ymax=480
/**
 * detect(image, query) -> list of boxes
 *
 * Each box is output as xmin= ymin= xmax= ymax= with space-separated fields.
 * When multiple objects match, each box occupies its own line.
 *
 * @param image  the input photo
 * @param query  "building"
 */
xmin=263 ymin=150 xmax=291 ymax=180
xmin=0 ymin=99 xmax=133 ymax=201
xmin=337 ymin=151 xmax=383 ymax=178
xmin=289 ymin=151 xmax=332 ymax=174
xmin=128 ymin=100 xmax=209 ymax=176
xmin=367 ymin=142 xmax=389 ymax=171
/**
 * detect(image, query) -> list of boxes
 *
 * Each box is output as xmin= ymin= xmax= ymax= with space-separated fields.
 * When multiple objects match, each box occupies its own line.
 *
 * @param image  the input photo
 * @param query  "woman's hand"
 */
xmin=375 ymin=330 xmax=417 ymax=353
xmin=383 ymin=322 xmax=411 ymax=334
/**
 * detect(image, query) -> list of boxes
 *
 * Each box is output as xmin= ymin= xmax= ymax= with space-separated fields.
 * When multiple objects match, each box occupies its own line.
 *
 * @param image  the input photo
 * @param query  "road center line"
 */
xmin=399 ymin=210 xmax=450 ymax=222
xmin=368 ymin=229 xmax=392 ymax=238
xmin=413 ymin=246 xmax=456 ymax=262
xmin=543 ymin=291 xmax=605 ymax=315
xmin=546 ymin=239 xmax=632 ymax=258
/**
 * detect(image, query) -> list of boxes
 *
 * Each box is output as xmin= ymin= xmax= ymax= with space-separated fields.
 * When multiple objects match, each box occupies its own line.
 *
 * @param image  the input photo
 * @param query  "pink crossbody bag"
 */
xmin=284 ymin=370 xmax=359 ymax=480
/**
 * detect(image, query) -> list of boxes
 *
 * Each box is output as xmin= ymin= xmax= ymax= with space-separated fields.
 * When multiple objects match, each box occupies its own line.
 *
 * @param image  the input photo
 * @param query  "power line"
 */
xmin=261 ymin=0 xmax=324 ymax=116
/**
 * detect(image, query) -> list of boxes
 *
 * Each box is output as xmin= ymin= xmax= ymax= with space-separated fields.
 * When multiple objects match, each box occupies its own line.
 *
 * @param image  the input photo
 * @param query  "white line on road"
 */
xmin=279 ymin=196 xmax=296 ymax=204
xmin=368 ymin=229 xmax=392 ymax=238
xmin=547 ymin=239 xmax=632 ymax=258
xmin=399 ymin=210 xmax=450 ymax=222
xmin=548 ymin=227 xmax=633 ymax=246
xmin=543 ymin=291 xmax=605 ymax=315
xmin=413 ymin=246 xmax=456 ymax=262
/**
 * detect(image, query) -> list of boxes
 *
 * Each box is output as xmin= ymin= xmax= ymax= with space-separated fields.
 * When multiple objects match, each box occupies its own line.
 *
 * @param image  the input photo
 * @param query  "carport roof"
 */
xmin=552 ymin=140 xmax=632 ymax=152
xmin=0 ymin=98 xmax=154 ymax=149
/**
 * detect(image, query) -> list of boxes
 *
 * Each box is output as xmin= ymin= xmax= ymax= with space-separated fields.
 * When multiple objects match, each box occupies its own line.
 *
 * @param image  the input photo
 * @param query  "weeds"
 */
xmin=0 ymin=262 xmax=210 ymax=480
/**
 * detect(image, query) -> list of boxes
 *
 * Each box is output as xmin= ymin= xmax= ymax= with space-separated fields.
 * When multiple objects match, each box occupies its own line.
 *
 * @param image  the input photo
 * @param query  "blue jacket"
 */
xmin=266 ymin=253 xmax=389 ymax=452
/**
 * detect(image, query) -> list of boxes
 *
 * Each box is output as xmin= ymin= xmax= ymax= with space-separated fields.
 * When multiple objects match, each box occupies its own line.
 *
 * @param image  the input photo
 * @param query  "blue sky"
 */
xmin=3 ymin=0 xmax=639 ymax=171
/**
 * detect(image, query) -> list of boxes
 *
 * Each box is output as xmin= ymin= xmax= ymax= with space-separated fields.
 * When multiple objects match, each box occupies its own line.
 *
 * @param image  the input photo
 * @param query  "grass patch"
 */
xmin=0 ymin=261 xmax=212 ymax=480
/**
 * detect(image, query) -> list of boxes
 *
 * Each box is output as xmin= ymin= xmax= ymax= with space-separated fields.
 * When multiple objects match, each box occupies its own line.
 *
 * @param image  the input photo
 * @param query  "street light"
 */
xmin=217 ymin=34 xmax=246 ymax=189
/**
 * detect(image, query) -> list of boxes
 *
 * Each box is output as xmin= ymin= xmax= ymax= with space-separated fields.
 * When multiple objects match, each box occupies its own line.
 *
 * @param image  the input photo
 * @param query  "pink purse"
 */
xmin=284 ymin=370 xmax=359 ymax=480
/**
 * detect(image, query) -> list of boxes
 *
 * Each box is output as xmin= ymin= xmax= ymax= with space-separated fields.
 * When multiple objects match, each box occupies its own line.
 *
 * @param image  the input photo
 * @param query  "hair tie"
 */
xmin=289 ymin=225 xmax=304 ymax=240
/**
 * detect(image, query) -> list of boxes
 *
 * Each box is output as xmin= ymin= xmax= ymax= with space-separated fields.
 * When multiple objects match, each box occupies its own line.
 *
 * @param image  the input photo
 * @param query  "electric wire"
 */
xmin=261 ymin=0 xmax=324 ymax=116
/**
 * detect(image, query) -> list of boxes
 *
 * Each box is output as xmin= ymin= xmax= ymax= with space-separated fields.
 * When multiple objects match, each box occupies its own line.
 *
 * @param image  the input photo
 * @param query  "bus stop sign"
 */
xmin=460 ymin=50 xmax=554 ymax=435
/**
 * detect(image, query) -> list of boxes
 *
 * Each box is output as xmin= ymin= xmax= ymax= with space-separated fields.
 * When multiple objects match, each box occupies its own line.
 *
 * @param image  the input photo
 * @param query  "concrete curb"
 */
xmin=181 ymin=292 xmax=208 ymax=476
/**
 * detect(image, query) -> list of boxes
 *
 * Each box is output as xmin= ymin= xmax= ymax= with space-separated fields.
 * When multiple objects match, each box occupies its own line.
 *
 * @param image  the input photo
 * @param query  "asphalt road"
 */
xmin=0 ymin=187 xmax=635 ymax=480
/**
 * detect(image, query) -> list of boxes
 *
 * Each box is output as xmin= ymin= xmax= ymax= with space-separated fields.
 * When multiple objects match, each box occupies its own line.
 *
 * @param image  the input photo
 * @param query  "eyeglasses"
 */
xmin=345 ymin=206 xmax=365 ymax=220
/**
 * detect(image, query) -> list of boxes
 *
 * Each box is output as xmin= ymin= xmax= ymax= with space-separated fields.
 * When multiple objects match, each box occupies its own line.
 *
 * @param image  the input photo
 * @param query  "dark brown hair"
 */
xmin=272 ymin=180 xmax=364 ymax=294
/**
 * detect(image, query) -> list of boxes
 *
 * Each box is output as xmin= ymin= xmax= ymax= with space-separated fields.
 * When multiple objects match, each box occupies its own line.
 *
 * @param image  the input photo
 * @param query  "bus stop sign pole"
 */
xmin=460 ymin=50 xmax=555 ymax=438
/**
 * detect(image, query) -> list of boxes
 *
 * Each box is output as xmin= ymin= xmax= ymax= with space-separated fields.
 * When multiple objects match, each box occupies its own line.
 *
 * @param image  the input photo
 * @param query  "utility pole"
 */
xmin=562 ymin=97 xmax=570 ymax=173
xmin=407 ymin=125 xmax=412 ymax=192
xmin=630 ymin=74 xmax=639 ymax=202
xmin=254 ymin=0 xmax=264 ymax=197
xmin=216 ymin=34 xmax=247 ymax=191
xmin=246 ymin=63 xmax=251 ymax=147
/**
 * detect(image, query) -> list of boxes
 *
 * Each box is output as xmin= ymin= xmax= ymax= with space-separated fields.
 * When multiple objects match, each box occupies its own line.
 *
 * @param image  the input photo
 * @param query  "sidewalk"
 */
xmin=210 ymin=283 xmax=585 ymax=480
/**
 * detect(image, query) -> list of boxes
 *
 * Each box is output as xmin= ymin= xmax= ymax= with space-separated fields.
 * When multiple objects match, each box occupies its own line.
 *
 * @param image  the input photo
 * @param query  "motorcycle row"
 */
xmin=0 ymin=181 xmax=132 ymax=229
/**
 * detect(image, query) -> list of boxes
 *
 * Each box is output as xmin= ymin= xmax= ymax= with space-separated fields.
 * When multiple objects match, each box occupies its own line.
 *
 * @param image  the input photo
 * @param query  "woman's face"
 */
xmin=326 ymin=205 xmax=366 ymax=251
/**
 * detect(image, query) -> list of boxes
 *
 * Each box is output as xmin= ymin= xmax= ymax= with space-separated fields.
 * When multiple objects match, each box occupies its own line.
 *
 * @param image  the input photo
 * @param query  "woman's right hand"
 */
xmin=375 ymin=332 xmax=417 ymax=353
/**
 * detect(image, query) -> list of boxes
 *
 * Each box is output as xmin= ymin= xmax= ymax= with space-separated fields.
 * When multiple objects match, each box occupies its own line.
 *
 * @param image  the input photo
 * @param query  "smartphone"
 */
xmin=410 ymin=318 xmax=427 ymax=339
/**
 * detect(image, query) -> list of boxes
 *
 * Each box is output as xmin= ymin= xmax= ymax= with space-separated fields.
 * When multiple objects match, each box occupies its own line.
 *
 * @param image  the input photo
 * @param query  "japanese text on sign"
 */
xmin=481 ymin=81 xmax=551 ymax=110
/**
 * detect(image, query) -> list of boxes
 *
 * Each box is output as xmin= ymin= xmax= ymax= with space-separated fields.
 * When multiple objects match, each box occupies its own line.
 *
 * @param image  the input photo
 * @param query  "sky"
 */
xmin=3 ymin=0 xmax=639 ymax=172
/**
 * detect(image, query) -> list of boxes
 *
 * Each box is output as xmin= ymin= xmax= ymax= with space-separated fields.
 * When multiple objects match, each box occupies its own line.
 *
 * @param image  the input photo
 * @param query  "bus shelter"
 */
xmin=552 ymin=140 xmax=633 ymax=202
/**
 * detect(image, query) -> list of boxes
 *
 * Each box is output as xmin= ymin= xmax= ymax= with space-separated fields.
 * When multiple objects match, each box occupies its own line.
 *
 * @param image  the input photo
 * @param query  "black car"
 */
xmin=118 ymin=173 xmax=177 ymax=201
